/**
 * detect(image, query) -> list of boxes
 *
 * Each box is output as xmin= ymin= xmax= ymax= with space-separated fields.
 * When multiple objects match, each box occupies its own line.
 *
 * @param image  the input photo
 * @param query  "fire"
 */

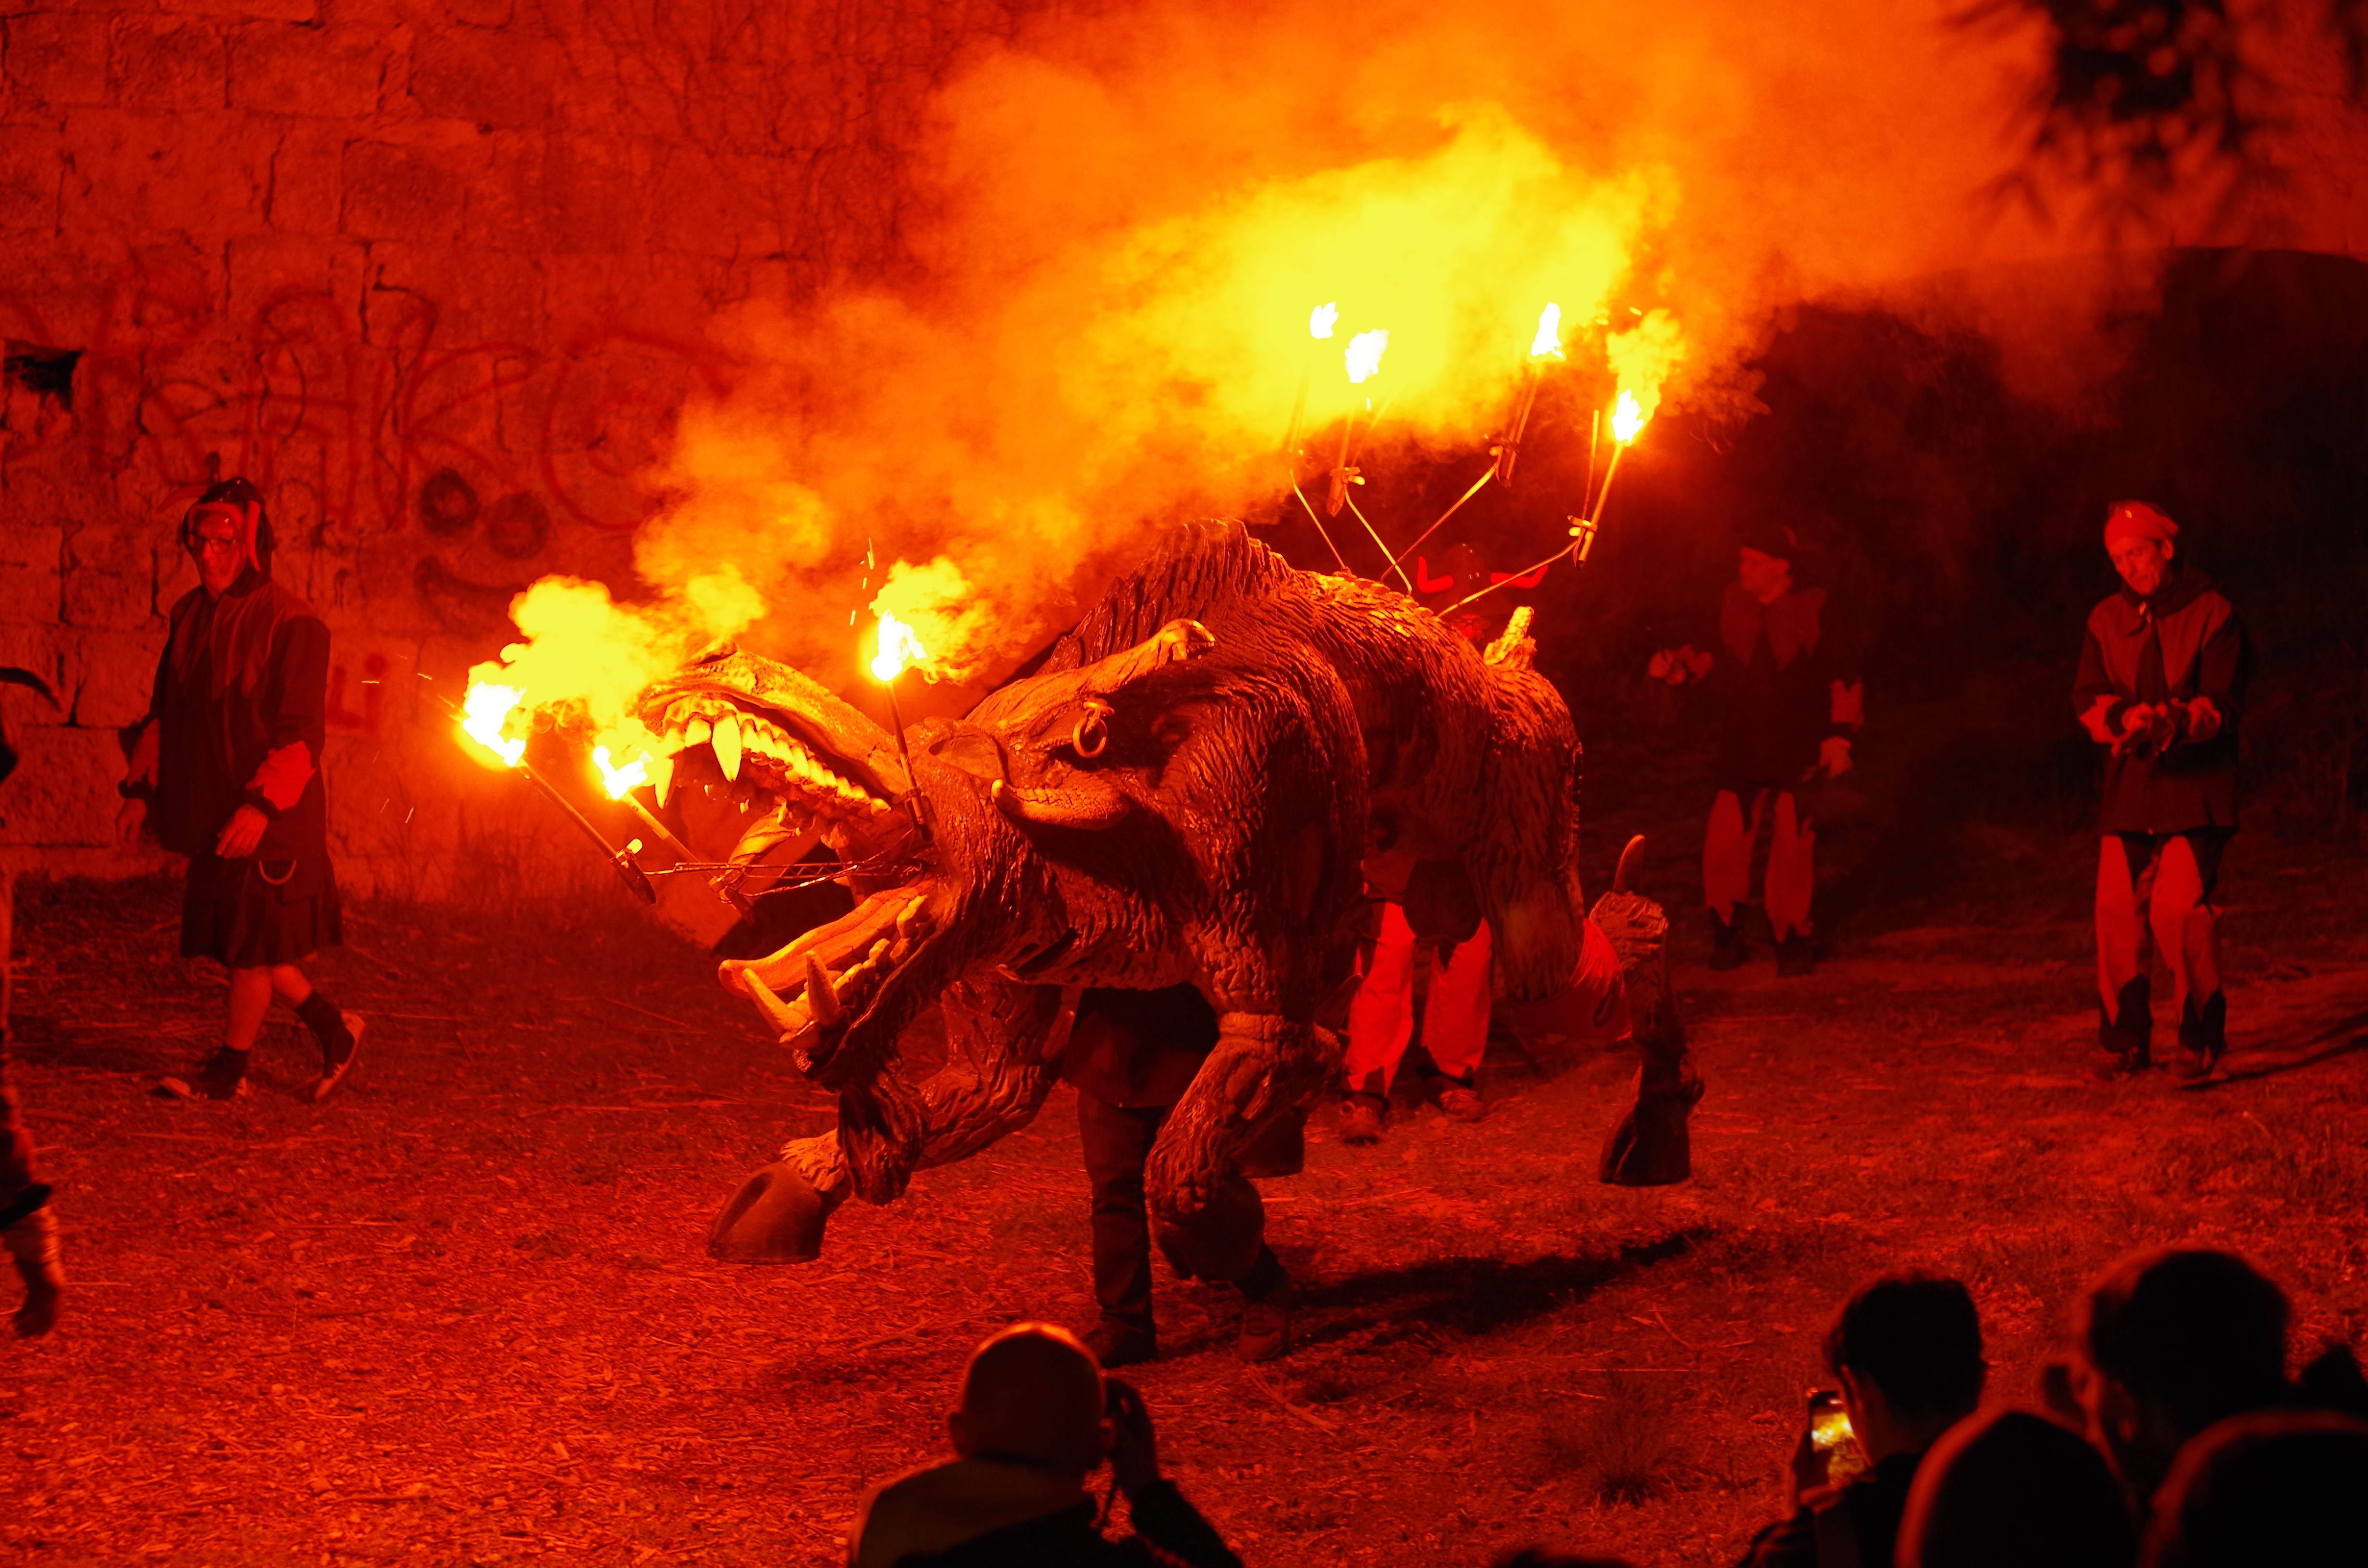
xmin=459 ymin=682 xmax=528 ymax=769
xmin=591 ymin=745 xmax=650 ymax=800
xmin=1309 ymin=302 xmax=1339 ymax=339
xmin=1344 ymin=328 xmax=1390 ymax=385
xmin=1611 ymin=388 xmax=1647 ymax=443
xmin=1530 ymin=303 xmax=1563 ymax=360
xmin=871 ymin=612 xmax=928 ymax=682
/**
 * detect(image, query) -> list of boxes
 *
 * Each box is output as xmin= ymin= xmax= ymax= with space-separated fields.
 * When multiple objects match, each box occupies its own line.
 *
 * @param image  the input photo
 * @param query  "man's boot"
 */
xmin=298 ymin=997 xmax=364 ymax=1103
xmin=2095 ymin=976 xmax=2152 ymax=1080
xmin=2 ymin=1197 xmax=62 ymax=1338
xmin=1774 ymin=932 xmax=1817 ymax=978
xmin=1708 ymin=907 xmax=1748 ymax=971
xmin=1337 ymin=1092 xmax=1385 ymax=1146
xmin=2173 ymin=991 xmax=2227 ymax=1081
xmin=1085 ymin=1316 xmax=1158 ymax=1369
xmin=160 ymin=1046 xmax=250 ymax=1102
xmin=1433 ymin=1073 xmax=1485 ymax=1122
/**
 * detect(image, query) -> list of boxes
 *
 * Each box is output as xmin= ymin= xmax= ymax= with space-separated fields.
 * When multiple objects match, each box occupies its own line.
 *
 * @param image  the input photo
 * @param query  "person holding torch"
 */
xmin=118 ymin=479 xmax=364 ymax=1104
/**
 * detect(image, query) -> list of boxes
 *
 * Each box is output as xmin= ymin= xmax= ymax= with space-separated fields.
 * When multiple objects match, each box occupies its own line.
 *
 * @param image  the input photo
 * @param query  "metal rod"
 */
xmin=881 ymin=677 xmax=932 ymax=843
xmin=1342 ymin=490 xmax=1415 ymax=593
xmin=1390 ymin=466 xmax=1495 ymax=576
xmin=439 ymin=693 xmax=653 ymax=904
xmin=1289 ymin=477 xmax=1356 ymax=576
xmin=615 ymin=790 xmax=696 ymax=865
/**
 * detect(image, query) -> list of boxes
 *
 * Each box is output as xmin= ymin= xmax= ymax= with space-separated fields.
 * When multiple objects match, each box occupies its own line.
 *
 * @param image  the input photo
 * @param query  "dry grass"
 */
xmin=3 ymin=752 xmax=2367 ymax=1565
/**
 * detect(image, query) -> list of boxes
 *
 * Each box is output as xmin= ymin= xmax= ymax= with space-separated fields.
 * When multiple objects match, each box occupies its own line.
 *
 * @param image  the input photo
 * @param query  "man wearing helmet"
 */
xmin=117 ymin=478 xmax=364 ymax=1102
xmin=2073 ymin=501 xmax=2249 ymax=1080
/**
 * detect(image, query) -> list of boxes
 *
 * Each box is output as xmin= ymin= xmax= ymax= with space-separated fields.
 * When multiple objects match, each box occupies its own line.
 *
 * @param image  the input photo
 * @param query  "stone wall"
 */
xmin=0 ymin=0 xmax=1038 ymax=902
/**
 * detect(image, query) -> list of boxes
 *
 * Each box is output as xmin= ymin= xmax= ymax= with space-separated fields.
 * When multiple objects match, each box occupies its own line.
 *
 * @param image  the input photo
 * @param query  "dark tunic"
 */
xmin=1737 ymin=1450 xmax=1924 ymax=1568
xmin=1709 ymin=582 xmax=1860 ymax=791
xmin=133 ymin=568 xmax=342 ymax=966
xmin=2072 ymin=566 xmax=2248 ymax=835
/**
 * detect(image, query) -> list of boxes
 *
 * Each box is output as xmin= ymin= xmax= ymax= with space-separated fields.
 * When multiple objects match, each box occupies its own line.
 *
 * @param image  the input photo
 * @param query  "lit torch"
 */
xmin=870 ymin=612 xmax=931 ymax=841
xmin=1327 ymin=328 xmax=1388 ymax=518
xmin=1282 ymin=301 xmax=1337 ymax=456
xmin=1494 ymin=302 xmax=1562 ymax=486
xmin=592 ymin=744 xmax=702 ymax=866
xmin=449 ymin=680 xmax=655 ymax=903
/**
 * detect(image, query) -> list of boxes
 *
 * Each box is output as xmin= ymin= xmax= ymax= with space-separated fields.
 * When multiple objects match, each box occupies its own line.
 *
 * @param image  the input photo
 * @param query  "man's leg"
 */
xmin=1076 ymin=1090 xmax=1162 ymax=1366
xmin=1702 ymin=789 xmax=1755 ymax=968
xmin=2155 ymin=834 xmax=2228 ymax=1079
xmin=2094 ymin=834 xmax=2156 ymax=1075
xmin=0 ymin=873 xmax=62 ymax=1338
xmin=1341 ymin=903 xmax=1417 ymax=1141
xmin=1765 ymin=791 xmax=1817 ymax=974
xmin=1421 ymin=922 xmax=1493 ymax=1120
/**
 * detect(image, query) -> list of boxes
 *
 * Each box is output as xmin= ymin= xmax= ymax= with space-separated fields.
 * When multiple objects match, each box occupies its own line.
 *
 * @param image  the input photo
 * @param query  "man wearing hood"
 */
xmin=2073 ymin=501 xmax=2249 ymax=1080
xmin=117 ymin=478 xmax=364 ymax=1102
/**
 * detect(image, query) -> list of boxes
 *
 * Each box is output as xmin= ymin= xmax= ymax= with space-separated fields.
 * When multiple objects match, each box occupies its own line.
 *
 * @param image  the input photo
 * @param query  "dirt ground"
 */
xmin=6 ymin=735 xmax=2368 ymax=1567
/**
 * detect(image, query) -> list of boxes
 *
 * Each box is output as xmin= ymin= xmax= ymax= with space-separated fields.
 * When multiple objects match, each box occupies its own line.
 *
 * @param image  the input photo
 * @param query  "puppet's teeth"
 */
xmin=805 ymin=953 xmax=843 ymax=1025
xmin=685 ymin=717 xmax=712 ymax=749
xmin=651 ymin=755 xmax=675 ymax=807
xmin=714 ymin=716 xmax=743 ymax=782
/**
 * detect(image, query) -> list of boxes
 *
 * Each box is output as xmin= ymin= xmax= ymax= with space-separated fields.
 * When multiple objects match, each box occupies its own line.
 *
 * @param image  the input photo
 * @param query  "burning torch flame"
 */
xmin=591 ymin=745 xmax=649 ymax=800
xmin=1612 ymin=388 xmax=1647 ymax=443
xmin=1530 ymin=303 xmax=1563 ymax=360
xmin=1344 ymin=329 xmax=1389 ymax=385
xmin=871 ymin=612 xmax=928 ymax=683
xmin=1309 ymin=302 xmax=1339 ymax=340
xmin=460 ymin=683 xmax=527 ymax=768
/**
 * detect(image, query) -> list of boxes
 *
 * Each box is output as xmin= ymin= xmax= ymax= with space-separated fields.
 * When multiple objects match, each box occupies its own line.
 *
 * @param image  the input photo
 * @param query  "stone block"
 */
xmin=229 ymin=19 xmax=389 ymax=120
xmin=363 ymin=240 xmax=546 ymax=350
xmin=262 ymin=114 xmax=345 ymax=233
xmin=439 ymin=0 xmax=514 ymax=27
xmin=405 ymin=25 xmax=552 ymax=129
xmin=0 ymin=723 xmax=123 ymax=847
xmin=539 ymin=132 xmax=651 ymax=255
xmin=57 ymin=108 xmax=271 ymax=236
xmin=62 ymin=520 xmax=160 ymax=629
xmin=340 ymin=135 xmax=474 ymax=242
xmin=2 ymin=13 xmax=110 ymax=106
xmin=111 ymin=15 xmax=231 ymax=110
xmin=0 ymin=128 xmax=62 ymax=230
xmin=158 ymin=0 xmax=321 ymax=24
xmin=225 ymin=231 xmax=366 ymax=330
xmin=68 ymin=627 xmax=164 ymax=727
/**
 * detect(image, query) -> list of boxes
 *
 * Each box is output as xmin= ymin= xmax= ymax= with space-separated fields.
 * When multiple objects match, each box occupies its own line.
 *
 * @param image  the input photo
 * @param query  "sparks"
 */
xmin=591 ymin=745 xmax=650 ymax=800
xmin=1612 ymin=387 xmax=1648 ymax=443
xmin=871 ymin=612 xmax=928 ymax=683
xmin=1530 ymin=303 xmax=1563 ymax=359
xmin=459 ymin=682 xmax=527 ymax=768
xmin=1309 ymin=302 xmax=1339 ymax=340
xmin=1344 ymin=328 xmax=1389 ymax=385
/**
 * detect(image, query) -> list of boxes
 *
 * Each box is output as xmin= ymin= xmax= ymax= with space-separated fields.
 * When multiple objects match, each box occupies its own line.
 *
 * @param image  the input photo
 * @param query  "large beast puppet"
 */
xmin=635 ymin=521 xmax=1698 ymax=1262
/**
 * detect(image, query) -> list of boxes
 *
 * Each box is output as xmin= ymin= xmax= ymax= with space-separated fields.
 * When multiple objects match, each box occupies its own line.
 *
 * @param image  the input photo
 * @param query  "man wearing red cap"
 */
xmin=118 ymin=478 xmax=364 ymax=1102
xmin=2073 ymin=501 xmax=2248 ymax=1079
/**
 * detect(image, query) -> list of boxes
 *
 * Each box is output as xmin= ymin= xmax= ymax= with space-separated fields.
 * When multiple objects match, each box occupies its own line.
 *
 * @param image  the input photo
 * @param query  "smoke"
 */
xmin=493 ymin=0 xmax=2336 ymax=728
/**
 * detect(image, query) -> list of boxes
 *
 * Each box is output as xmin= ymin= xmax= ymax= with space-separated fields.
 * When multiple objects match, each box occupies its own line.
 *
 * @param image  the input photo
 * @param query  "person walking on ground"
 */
xmin=1 ymin=665 xmax=64 ymax=1335
xmin=2073 ymin=502 xmax=2249 ymax=1080
xmin=1066 ymin=985 xmax=1294 ymax=1367
xmin=1651 ymin=519 xmax=1862 ymax=976
xmin=117 ymin=478 xmax=363 ymax=1103
xmin=1338 ymin=864 xmax=1492 ymax=1144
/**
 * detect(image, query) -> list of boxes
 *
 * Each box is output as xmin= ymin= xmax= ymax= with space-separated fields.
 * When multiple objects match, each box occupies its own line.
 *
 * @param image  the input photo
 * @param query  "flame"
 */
xmin=1309 ymin=301 xmax=1339 ymax=339
xmin=1529 ymin=303 xmax=1563 ymax=359
xmin=1611 ymin=388 xmax=1647 ymax=443
xmin=871 ymin=612 xmax=929 ymax=682
xmin=591 ymin=745 xmax=649 ymax=800
xmin=459 ymin=682 xmax=527 ymax=769
xmin=1344 ymin=328 xmax=1390 ymax=385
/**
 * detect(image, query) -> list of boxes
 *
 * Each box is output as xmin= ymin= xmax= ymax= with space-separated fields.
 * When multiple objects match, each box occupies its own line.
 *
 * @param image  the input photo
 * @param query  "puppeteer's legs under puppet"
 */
xmin=1340 ymin=902 xmax=1492 ymax=1143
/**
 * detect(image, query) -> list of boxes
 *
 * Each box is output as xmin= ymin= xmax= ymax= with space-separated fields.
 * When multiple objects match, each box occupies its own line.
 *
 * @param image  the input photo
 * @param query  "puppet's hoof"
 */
xmin=1598 ymin=1073 xmax=1703 ymax=1187
xmin=707 ymin=1160 xmax=841 ymax=1263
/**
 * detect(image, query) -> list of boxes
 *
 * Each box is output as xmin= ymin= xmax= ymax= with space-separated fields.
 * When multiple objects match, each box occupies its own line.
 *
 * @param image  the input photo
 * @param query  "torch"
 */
xmin=870 ymin=613 xmax=932 ymax=842
xmin=1493 ymin=303 xmax=1562 ymax=487
xmin=591 ymin=746 xmax=755 ymax=914
xmin=449 ymin=686 xmax=654 ymax=903
xmin=1282 ymin=301 xmax=1337 ymax=456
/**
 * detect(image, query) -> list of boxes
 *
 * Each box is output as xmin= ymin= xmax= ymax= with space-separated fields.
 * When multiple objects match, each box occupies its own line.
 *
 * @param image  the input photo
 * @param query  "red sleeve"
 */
xmin=246 ymin=742 xmax=314 ymax=813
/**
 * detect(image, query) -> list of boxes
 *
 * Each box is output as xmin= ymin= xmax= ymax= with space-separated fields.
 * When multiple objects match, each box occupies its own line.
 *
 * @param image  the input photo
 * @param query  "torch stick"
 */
xmin=1389 ymin=466 xmax=1496 ymax=577
xmin=880 ymin=677 xmax=931 ymax=843
xmin=613 ymin=790 xmax=697 ymax=867
xmin=1437 ymin=540 xmax=1574 ymax=618
xmin=1494 ymin=363 xmax=1543 ymax=487
xmin=1589 ymin=439 xmax=1629 ymax=528
xmin=1289 ymin=476 xmax=1356 ymax=576
xmin=1342 ymin=490 xmax=1416 ymax=593
xmin=1583 ymin=408 xmax=1601 ymax=518
xmin=438 ymin=694 xmax=654 ymax=904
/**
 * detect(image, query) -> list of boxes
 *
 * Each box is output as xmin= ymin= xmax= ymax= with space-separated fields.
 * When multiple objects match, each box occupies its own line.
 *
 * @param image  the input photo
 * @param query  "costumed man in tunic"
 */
xmin=116 ymin=479 xmax=365 ymax=1103
xmin=1065 ymin=984 xmax=1293 ymax=1367
xmin=2073 ymin=501 xmax=2248 ymax=1080
xmin=1653 ymin=520 xmax=1862 ymax=976
xmin=1 ymin=665 xmax=65 ymax=1336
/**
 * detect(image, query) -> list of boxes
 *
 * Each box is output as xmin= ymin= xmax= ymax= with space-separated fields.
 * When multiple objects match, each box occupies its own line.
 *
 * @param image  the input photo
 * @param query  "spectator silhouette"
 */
xmin=2138 ymin=1408 xmax=2368 ymax=1567
xmin=2075 ymin=1250 xmax=2290 ymax=1509
xmin=1737 ymin=1273 xmax=1987 ymax=1568
xmin=847 ymin=1322 xmax=1240 ymax=1568
xmin=1898 ymin=1407 xmax=2138 ymax=1568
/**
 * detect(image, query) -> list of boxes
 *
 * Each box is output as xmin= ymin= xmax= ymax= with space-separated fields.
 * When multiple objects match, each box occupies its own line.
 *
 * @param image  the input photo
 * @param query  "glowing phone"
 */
xmin=1807 ymin=1390 xmax=1867 ymax=1483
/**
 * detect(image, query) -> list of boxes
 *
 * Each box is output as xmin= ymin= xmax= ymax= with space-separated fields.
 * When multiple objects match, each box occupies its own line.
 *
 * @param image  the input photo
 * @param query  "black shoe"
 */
xmin=1085 ymin=1320 xmax=1158 ymax=1369
xmin=1708 ymin=909 xmax=1747 ymax=971
xmin=306 ymin=1012 xmax=366 ymax=1103
xmin=160 ymin=1047 xmax=250 ymax=1102
xmin=1237 ymin=1281 xmax=1294 ymax=1363
xmin=2173 ymin=992 xmax=2226 ymax=1081
xmin=2097 ymin=977 xmax=2152 ymax=1079
xmin=1774 ymin=934 xmax=1817 ymax=977
xmin=1338 ymin=1093 xmax=1386 ymax=1145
